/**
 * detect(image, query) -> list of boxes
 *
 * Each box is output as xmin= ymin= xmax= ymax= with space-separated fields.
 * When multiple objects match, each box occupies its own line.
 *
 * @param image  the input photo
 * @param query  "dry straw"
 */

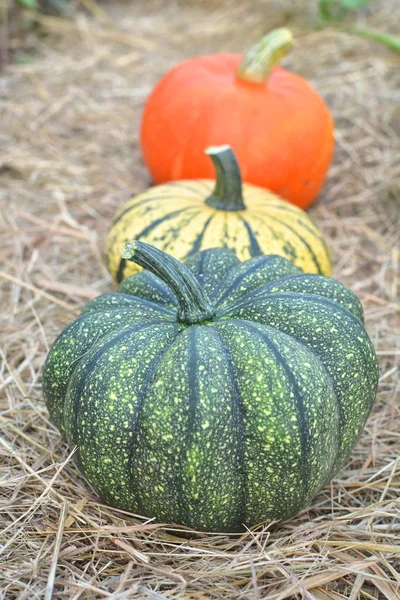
xmin=1 ymin=0 xmax=399 ymax=598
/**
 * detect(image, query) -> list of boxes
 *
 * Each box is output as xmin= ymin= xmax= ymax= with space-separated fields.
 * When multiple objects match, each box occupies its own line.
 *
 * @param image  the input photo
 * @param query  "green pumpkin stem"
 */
xmin=237 ymin=28 xmax=293 ymax=84
xmin=122 ymin=241 xmax=216 ymax=325
xmin=205 ymin=145 xmax=246 ymax=211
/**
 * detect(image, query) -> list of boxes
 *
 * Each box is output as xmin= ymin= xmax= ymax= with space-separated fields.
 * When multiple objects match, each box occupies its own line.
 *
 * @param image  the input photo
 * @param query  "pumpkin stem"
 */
xmin=122 ymin=241 xmax=216 ymax=325
xmin=237 ymin=28 xmax=293 ymax=84
xmin=205 ymin=145 xmax=246 ymax=211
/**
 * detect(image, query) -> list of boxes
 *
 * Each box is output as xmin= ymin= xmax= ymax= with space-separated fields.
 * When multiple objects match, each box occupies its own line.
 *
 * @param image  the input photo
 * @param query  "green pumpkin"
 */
xmin=43 ymin=242 xmax=378 ymax=532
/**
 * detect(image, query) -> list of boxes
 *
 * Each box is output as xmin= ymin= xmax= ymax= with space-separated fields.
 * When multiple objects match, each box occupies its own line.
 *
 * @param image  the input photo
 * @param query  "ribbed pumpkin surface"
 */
xmin=43 ymin=244 xmax=378 ymax=532
xmin=105 ymin=180 xmax=332 ymax=283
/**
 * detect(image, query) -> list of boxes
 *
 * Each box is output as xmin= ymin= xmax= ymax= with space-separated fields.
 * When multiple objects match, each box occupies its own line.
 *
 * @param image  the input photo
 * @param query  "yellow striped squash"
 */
xmin=105 ymin=146 xmax=332 ymax=283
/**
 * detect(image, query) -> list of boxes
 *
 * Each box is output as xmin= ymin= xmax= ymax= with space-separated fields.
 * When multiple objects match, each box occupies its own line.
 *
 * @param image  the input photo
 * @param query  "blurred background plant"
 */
xmin=317 ymin=0 xmax=400 ymax=50
xmin=15 ymin=0 xmax=72 ymax=14
xmin=317 ymin=0 xmax=370 ymax=21
xmin=1 ymin=0 xmax=399 ymax=71
xmin=1 ymin=0 xmax=111 ymax=68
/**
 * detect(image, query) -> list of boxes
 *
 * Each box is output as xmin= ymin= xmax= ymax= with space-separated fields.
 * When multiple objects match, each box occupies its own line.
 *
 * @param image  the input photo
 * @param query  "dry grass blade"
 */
xmin=45 ymin=501 xmax=67 ymax=600
xmin=34 ymin=278 xmax=99 ymax=300
xmin=111 ymin=537 xmax=151 ymax=565
xmin=271 ymin=558 xmax=378 ymax=600
xmin=1 ymin=0 xmax=399 ymax=598
xmin=0 ymin=271 xmax=79 ymax=313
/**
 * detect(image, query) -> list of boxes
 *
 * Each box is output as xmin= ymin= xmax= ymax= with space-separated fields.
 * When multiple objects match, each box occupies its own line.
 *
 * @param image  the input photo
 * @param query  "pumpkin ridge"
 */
xmin=218 ymin=291 xmax=366 ymax=374
xmin=210 ymin=325 xmax=247 ymax=529
xmin=250 ymin=212 xmax=323 ymax=274
xmin=43 ymin=311 xmax=101 ymax=426
xmin=294 ymin=221 xmax=331 ymax=270
xmin=214 ymin=255 xmax=296 ymax=306
xmin=118 ymin=274 xmax=178 ymax=308
xmin=238 ymin=216 xmax=263 ymax=257
xmin=167 ymin=180 xmax=211 ymax=194
xmin=114 ymin=206 xmax=207 ymax=283
xmin=68 ymin=321 xmax=172 ymax=469
xmin=81 ymin=293 xmax=139 ymax=314
xmin=245 ymin=197 xmax=304 ymax=211
xmin=236 ymin=320 xmax=310 ymax=504
xmin=208 ymin=260 xmax=245 ymax=301
xmin=114 ymin=206 xmax=202 ymax=283
xmin=212 ymin=318 xmax=328 ymax=523
xmin=188 ymin=245 xmax=207 ymax=277
xmin=184 ymin=327 xmax=200 ymax=524
xmin=216 ymin=296 xmax=346 ymax=419
xmin=222 ymin=290 xmax=364 ymax=328
xmin=245 ymin=211 xmax=284 ymax=248
xmin=124 ymin=205 xmax=201 ymax=244
xmin=110 ymin=194 xmax=194 ymax=227
xmin=46 ymin=309 xmax=100 ymax=351
xmin=184 ymin=213 xmax=215 ymax=258
xmin=185 ymin=249 xmax=241 ymax=301
xmin=85 ymin=294 xmax=177 ymax=316
xmin=221 ymin=294 xmax=378 ymax=470
xmin=126 ymin=326 xmax=185 ymax=514
xmin=43 ymin=304 xmax=175 ymax=435
xmin=251 ymin=205 xmax=331 ymax=253
xmin=245 ymin=198 xmax=311 ymax=218
xmin=259 ymin=274 xmax=364 ymax=323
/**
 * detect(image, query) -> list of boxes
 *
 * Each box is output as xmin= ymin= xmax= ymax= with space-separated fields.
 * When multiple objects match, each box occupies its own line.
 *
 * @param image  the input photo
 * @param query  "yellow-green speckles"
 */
xmin=64 ymin=322 xmax=182 ymax=510
xmin=216 ymin=254 xmax=300 ymax=308
xmin=259 ymin=273 xmax=365 ymax=323
xmin=129 ymin=326 xmax=243 ymax=530
xmin=43 ymin=297 xmax=176 ymax=433
xmin=214 ymin=320 xmax=339 ymax=523
xmin=43 ymin=246 xmax=378 ymax=533
xmin=223 ymin=289 xmax=378 ymax=473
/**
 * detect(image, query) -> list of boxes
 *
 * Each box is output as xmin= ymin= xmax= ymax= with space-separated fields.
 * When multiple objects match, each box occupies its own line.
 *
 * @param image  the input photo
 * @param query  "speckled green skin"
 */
xmin=43 ymin=248 xmax=378 ymax=532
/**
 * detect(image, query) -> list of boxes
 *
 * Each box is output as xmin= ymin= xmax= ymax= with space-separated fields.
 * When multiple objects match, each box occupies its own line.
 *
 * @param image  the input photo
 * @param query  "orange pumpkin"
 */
xmin=141 ymin=29 xmax=334 ymax=210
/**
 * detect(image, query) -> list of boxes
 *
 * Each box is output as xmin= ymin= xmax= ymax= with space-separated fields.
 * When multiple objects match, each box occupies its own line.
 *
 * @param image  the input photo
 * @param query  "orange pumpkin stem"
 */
xmin=205 ymin=146 xmax=246 ymax=212
xmin=237 ymin=28 xmax=294 ymax=84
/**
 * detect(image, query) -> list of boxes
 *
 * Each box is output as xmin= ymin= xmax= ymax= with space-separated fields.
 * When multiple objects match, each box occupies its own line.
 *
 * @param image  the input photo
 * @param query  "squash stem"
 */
xmin=205 ymin=145 xmax=246 ymax=211
xmin=237 ymin=28 xmax=293 ymax=83
xmin=122 ymin=241 xmax=216 ymax=325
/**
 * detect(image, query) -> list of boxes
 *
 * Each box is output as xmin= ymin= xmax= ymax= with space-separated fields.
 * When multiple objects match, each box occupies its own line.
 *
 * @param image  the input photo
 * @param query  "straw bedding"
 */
xmin=0 ymin=1 xmax=399 ymax=598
